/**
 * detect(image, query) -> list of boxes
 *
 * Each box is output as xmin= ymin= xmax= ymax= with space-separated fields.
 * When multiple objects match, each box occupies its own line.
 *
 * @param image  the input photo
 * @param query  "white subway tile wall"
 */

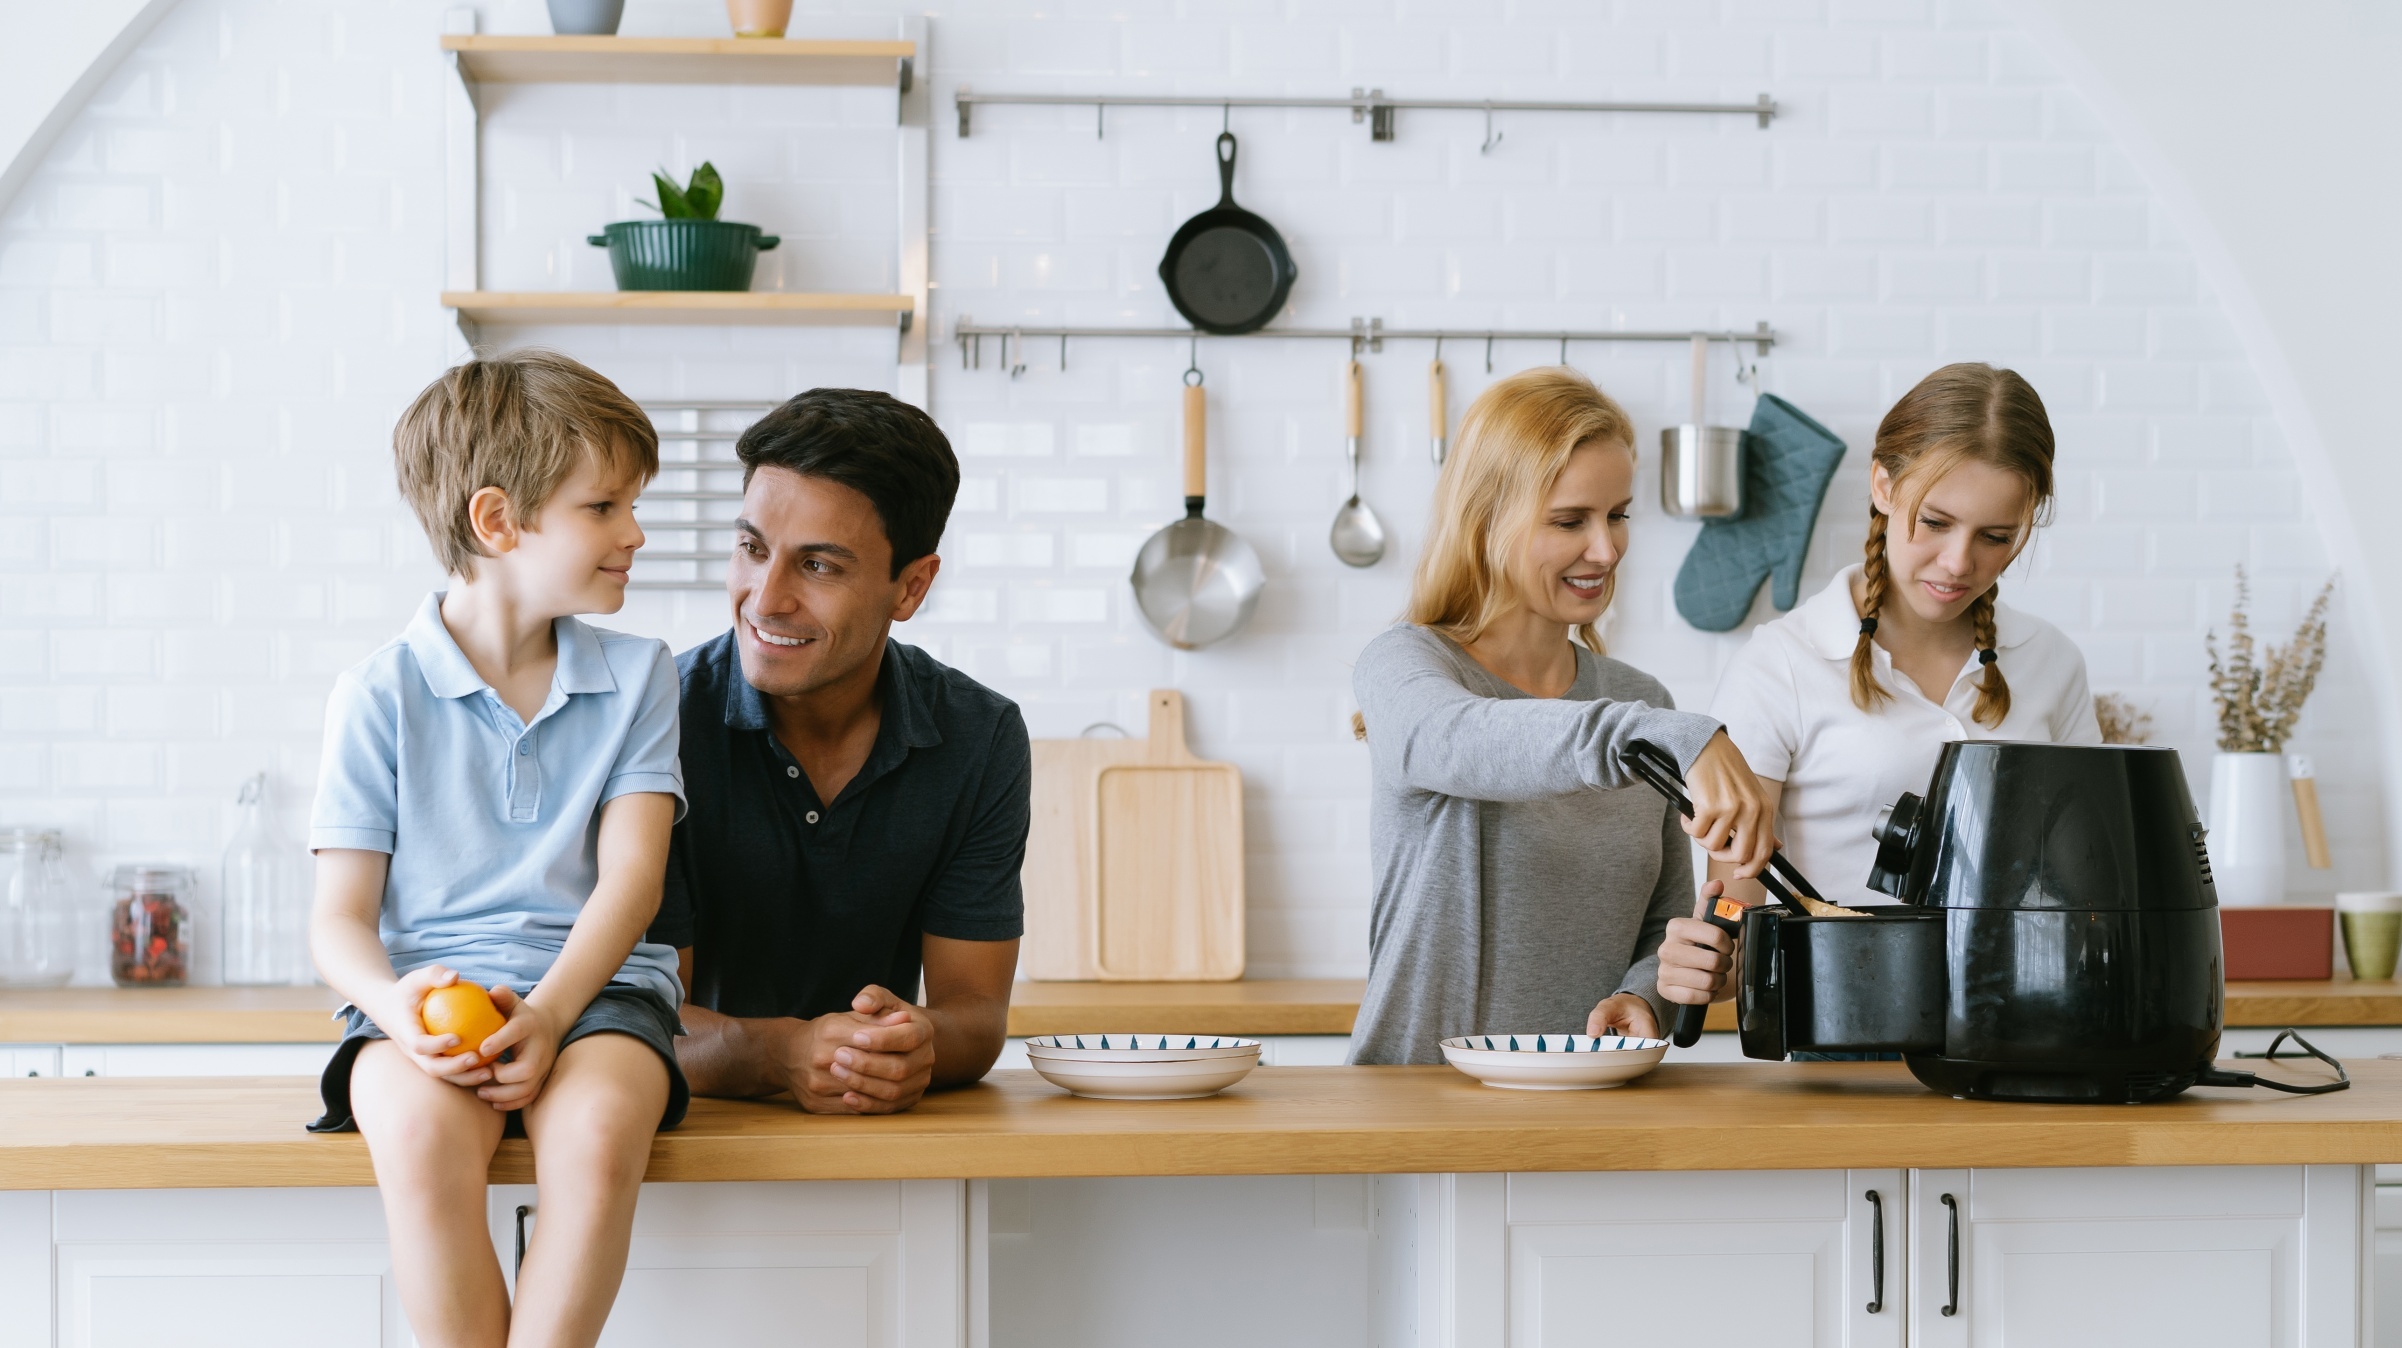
xmin=0 ymin=0 xmax=2380 ymax=982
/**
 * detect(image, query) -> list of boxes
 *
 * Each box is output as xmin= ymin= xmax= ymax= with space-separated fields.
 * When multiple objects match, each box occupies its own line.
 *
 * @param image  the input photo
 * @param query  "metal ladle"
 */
xmin=1329 ymin=358 xmax=1387 ymax=567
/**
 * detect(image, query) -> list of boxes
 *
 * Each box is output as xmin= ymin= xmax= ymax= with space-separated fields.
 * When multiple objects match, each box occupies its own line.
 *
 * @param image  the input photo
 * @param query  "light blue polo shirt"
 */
xmin=310 ymin=591 xmax=686 ymax=1006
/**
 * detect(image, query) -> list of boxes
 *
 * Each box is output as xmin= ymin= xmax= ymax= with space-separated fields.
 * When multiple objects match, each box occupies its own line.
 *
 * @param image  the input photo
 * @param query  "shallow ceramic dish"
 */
xmin=1023 ymin=1034 xmax=1262 ymax=1100
xmin=1438 ymin=1034 xmax=1669 ymax=1091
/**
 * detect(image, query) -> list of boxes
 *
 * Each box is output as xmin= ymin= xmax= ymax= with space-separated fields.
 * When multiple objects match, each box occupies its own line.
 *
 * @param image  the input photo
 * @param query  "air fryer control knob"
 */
xmin=1866 ymin=792 xmax=1925 ymax=900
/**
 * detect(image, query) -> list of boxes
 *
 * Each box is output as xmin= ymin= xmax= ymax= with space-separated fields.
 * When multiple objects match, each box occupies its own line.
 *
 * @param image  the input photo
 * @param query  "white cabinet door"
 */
xmin=1494 ymin=1169 xmax=1904 ymax=1348
xmin=1 ymin=1043 xmax=60 ymax=1077
xmin=1910 ymin=1165 xmax=2364 ymax=1348
xmin=59 ymin=1042 xmax=337 ymax=1078
xmin=53 ymin=1187 xmax=405 ymax=1347
xmin=494 ymin=1179 xmax=965 ymax=1348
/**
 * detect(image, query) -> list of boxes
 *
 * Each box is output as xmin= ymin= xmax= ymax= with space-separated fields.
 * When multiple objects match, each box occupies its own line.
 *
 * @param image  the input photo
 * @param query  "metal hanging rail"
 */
xmin=953 ymin=87 xmax=1777 ymax=140
xmin=952 ymin=317 xmax=1776 ymax=375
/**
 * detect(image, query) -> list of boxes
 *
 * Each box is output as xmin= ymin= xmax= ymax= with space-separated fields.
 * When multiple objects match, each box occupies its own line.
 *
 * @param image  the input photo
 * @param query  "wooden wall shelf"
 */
xmin=441 ymin=35 xmax=914 ymax=87
xmin=442 ymin=290 xmax=914 ymax=327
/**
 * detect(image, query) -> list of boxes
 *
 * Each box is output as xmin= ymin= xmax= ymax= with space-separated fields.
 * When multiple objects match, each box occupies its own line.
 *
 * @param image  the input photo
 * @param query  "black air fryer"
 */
xmin=1734 ymin=741 xmax=2225 ymax=1103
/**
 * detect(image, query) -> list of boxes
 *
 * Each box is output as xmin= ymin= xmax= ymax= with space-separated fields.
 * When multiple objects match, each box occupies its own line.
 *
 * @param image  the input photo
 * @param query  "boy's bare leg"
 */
xmin=350 ymin=1039 xmax=511 ymax=1348
xmin=507 ymin=1032 xmax=669 ymax=1348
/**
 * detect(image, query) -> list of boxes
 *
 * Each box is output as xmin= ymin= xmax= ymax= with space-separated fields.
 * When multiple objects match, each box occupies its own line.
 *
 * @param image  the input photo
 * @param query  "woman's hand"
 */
xmin=1681 ymin=731 xmax=1777 ymax=878
xmin=1658 ymin=882 xmax=1737 ymax=1006
xmin=1587 ymin=992 xmax=1659 ymax=1040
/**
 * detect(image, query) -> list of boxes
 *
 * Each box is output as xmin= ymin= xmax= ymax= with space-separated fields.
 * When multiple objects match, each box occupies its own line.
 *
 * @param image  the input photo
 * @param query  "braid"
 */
xmin=1849 ymin=507 xmax=1893 ymax=712
xmin=1968 ymin=588 xmax=2010 ymax=727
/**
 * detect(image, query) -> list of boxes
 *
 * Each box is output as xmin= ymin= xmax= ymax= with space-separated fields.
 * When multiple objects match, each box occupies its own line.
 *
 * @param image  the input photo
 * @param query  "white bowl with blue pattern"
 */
xmin=1023 ymin=1034 xmax=1262 ymax=1100
xmin=1439 ymin=1033 xmax=1668 ymax=1090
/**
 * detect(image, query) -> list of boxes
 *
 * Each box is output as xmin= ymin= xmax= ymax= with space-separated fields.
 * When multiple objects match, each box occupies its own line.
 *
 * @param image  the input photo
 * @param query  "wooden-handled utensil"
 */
xmin=2290 ymin=755 xmax=2333 ymax=869
xmin=1429 ymin=356 xmax=1448 ymax=465
xmin=1328 ymin=358 xmax=1387 ymax=567
xmin=1130 ymin=369 xmax=1264 ymax=649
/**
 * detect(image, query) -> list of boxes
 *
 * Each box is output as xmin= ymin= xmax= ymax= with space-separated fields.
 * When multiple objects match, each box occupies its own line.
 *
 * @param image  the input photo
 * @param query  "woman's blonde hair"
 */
xmin=1407 ymin=366 xmax=1638 ymax=655
xmin=1853 ymin=362 xmax=2057 ymax=727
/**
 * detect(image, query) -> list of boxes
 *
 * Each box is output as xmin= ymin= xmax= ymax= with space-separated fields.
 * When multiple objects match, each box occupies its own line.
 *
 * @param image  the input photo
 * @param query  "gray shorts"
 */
xmin=308 ymin=984 xmax=688 ymax=1134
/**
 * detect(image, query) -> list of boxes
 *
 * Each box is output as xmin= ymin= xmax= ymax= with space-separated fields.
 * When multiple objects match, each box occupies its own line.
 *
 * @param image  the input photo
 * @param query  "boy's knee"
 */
xmin=351 ymin=1046 xmax=499 ymax=1175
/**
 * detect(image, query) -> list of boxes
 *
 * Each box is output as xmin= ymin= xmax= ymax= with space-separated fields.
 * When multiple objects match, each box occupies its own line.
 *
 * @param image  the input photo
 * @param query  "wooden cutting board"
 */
xmin=1020 ymin=690 xmax=1245 ymax=981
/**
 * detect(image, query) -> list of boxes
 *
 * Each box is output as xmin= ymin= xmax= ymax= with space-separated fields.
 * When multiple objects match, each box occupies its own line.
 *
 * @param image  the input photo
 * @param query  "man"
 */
xmin=650 ymin=388 xmax=1028 ymax=1113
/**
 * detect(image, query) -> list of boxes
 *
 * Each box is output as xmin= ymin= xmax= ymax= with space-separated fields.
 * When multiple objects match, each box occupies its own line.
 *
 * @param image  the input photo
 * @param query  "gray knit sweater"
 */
xmin=1347 ymin=625 xmax=1723 ymax=1065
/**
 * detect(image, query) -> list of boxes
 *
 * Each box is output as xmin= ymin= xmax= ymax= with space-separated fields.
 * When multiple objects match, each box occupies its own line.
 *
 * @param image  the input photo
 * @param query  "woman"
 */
xmin=1348 ymin=367 xmax=1775 ymax=1066
xmin=1707 ymin=362 xmax=2100 ymax=924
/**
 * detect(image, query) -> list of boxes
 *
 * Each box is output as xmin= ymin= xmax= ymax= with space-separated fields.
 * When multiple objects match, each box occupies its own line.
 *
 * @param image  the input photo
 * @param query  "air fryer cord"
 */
xmin=2195 ymin=1029 xmax=2352 ymax=1095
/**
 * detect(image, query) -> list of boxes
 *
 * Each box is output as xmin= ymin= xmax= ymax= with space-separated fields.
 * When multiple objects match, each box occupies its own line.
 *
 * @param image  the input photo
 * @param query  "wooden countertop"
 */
xmin=11 ymin=978 xmax=2402 ymax=1043
xmin=3 ymin=1059 xmax=2397 ymax=1191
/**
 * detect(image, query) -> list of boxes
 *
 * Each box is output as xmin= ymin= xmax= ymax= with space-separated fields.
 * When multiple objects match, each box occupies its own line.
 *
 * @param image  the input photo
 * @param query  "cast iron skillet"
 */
xmin=1158 ymin=132 xmax=1297 ymax=335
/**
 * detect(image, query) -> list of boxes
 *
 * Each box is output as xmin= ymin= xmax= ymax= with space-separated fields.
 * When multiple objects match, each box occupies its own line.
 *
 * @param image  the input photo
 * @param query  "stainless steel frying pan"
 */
xmin=1131 ymin=370 xmax=1264 ymax=649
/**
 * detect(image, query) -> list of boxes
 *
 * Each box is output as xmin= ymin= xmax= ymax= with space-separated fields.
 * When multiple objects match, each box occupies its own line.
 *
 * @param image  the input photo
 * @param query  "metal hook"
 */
xmin=1008 ymin=329 xmax=1026 ymax=379
xmin=1433 ymin=334 xmax=1443 ymax=362
xmin=1480 ymin=105 xmax=1503 ymax=156
xmin=1096 ymin=103 xmax=1105 ymax=140
xmin=1060 ymin=333 xmax=1069 ymax=372
xmin=1558 ymin=336 xmax=1568 ymax=366
xmin=1722 ymin=332 xmax=1757 ymax=389
xmin=1185 ymin=333 xmax=1201 ymax=386
xmin=1222 ymin=104 xmax=1230 ymax=135
xmin=1484 ymin=334 xmax=1495 ymax=374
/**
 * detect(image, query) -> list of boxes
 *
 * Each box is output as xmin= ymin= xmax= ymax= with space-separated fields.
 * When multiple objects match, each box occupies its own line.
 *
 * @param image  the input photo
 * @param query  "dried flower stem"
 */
xmin=2207 ymin=566 xmax=2335 ymax=753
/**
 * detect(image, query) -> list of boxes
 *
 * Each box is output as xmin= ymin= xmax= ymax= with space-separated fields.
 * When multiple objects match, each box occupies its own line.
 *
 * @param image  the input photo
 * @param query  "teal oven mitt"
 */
xmin=1672 ymin=393 xmax=1848 ymax=632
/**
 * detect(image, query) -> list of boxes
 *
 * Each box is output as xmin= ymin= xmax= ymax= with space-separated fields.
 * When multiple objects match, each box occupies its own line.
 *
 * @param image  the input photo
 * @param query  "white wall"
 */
xmin=2006 ymin=0 xmax=2402 ymax=880
xmin=0 ymin=0 xmax=2380 ymax=983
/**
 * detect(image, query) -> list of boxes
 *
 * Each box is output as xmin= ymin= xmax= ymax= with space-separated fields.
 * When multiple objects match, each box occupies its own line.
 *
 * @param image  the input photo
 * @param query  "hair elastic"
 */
xmin=1978 ymin=648 xmax=1998 ymax=665
xmin=1858 ymin=618 xmax=1878 ymax=636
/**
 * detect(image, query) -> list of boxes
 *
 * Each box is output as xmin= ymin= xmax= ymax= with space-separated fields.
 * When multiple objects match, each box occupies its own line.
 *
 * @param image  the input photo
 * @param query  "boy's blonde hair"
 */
xmin=1407 ymin=366 xmax=1638 ymax=656
xmin=393 ymin=350 xmax=658 ymax=577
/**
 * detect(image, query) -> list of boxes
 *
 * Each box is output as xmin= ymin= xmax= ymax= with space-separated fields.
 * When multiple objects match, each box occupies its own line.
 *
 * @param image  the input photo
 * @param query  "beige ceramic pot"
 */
xmin=725 ymin=0 xmax=791 ymax=38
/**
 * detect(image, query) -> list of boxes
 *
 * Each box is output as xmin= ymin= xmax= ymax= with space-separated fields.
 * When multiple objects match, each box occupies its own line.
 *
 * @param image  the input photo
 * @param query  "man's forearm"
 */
xmin=925 ymin=991 xmax=1009 ymax=1087
xmin=674 ymin=1002 xmax=791 ymax=1098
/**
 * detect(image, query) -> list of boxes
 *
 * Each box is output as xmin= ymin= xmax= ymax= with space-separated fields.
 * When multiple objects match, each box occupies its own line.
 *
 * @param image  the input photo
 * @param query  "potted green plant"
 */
xmin=587 ymin=163 xmax=781 ymax=292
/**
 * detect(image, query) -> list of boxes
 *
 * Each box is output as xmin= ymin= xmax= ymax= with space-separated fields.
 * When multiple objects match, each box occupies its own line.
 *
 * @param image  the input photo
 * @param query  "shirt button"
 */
xmin=786 ymin=765 xmax=800 ymax=779
xmin=805 ymin=811 xmax=820 ymax=825
xmin=518 ymin=742 xmax=530 ymax=756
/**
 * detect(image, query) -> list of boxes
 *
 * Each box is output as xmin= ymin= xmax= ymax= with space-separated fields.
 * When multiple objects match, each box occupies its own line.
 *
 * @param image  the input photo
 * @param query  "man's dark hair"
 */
xmin=735 ymin=389 xmax=960 ymax=578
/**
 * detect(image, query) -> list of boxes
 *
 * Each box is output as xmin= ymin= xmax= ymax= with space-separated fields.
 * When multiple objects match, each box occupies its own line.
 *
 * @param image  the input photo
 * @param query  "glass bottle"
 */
xmin=221 ymin=773 xmax=310 ymax=986
xmin=0 ymin=829 xmax=76 ymax=987
xmin=110 ymin=864 xmax=192 ymax=987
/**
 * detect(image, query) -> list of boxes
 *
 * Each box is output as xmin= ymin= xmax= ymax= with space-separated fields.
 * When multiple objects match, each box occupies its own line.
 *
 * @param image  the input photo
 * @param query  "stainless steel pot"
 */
xmin=1659 ymin=425 xmax=1746 ymax=518
xmin=1659 ymin=334 xmax=1746 ymax=518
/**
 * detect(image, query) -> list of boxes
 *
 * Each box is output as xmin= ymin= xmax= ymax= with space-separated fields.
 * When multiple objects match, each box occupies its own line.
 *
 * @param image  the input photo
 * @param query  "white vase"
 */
xmin=2208 ymin=752 xmax=2288 ymax=907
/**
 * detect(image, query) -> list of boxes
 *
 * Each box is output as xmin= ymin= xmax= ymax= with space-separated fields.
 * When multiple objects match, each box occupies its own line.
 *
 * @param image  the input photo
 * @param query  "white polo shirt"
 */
xmin=1710 ymin=565 xmax=2102 ymax=907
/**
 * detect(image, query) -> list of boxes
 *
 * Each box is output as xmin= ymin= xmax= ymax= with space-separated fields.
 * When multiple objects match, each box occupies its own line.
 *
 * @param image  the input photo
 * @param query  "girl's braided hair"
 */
xmin=1851 ymin=363 xmax=2056 ymax=728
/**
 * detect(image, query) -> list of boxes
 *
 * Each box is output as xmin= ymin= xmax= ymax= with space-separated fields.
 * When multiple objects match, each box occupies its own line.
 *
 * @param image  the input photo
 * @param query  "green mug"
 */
xmin=2337 ymin=893 xmax=2402 ymax=981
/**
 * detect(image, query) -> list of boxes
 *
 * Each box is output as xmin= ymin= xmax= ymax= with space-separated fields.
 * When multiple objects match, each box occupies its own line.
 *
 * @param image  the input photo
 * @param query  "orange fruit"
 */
xmin=421 ymin=981 xmax=506 ymax=1058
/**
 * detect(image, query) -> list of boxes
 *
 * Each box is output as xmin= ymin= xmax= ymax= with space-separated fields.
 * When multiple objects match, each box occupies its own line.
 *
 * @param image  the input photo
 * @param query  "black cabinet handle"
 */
xmin=1864 ymin=1189 xmax=1884 ymax=1313
xmin=515 ymin=1203 xmax=534 ymax=1276
xmin=1940 ymin=1192 xmax=1960 ymax=1317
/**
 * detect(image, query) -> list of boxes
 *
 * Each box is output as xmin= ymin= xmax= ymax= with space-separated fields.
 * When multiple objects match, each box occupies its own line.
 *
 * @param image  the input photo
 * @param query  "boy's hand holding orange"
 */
xmin=383 ymin=964 xmax=503 ymax=1085
xmin=421 ymin=980 xmax=507 ymax=1058
xmin=471 ymin=985 xmax=566 ymax=1114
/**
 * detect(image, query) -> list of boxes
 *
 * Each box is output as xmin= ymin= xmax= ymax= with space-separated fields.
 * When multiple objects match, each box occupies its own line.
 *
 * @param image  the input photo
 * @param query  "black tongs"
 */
xmin=1623 ymin=739 xmax=1829 ymax=1047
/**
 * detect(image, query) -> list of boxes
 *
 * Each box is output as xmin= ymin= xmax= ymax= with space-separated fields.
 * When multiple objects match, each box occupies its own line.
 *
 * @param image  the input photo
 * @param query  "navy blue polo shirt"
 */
xmin=649 ymin=633 xmax=1030 ymax=1020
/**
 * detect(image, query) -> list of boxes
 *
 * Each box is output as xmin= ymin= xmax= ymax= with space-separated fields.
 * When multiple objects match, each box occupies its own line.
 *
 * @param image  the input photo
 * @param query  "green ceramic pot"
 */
xmin=586 ymin=219 xmax=781 ymax=291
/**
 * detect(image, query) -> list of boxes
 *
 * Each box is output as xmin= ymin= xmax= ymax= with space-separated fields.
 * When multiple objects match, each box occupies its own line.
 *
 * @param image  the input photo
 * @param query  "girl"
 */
xmin=1707 ymin=361 xmax=2100 ymax=922
xmin=1348 ymin=367 xmax=1774 ymax=1066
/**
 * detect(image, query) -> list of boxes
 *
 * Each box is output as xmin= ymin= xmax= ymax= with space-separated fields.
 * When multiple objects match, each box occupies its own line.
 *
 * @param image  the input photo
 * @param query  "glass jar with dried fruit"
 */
xmin=109 ymin=864 xmax=192 ymax=988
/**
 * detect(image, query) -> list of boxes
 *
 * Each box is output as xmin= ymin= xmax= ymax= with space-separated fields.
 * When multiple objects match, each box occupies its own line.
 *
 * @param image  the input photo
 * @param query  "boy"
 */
xmin=308 ymin=349 xmax=685 ymax=1347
